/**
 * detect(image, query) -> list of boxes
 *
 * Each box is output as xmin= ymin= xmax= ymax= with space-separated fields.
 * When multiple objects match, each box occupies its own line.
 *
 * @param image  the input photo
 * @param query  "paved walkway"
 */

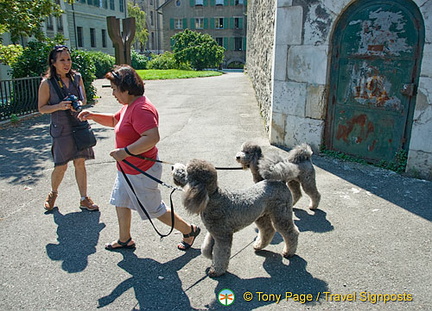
xmin=0 ymin=72 xmax=431 ymax=310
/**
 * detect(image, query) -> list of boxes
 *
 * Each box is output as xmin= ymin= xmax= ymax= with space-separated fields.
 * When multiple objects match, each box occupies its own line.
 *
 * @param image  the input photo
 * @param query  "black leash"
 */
xmin=125 ymin=147 xmax=243 ymax=171
xmin=119 ymin=159 xmax=182 ymax=239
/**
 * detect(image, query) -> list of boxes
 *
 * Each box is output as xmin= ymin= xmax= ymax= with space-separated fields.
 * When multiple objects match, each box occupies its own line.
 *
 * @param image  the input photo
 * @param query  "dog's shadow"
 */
xmin=45 ymin=208 xmax=106 ymax=273
xmin=206 ymin=252 xmax=328 ymax=310
xmin=97 ymin=250 xmax=201 ymax=310
xmin=293 ymin=208 xmax=334 ymax=233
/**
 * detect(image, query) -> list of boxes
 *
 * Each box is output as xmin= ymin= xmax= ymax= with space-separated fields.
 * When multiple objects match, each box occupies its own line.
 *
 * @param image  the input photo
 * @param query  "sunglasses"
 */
xmin=54 ymin=45 xmax=69 ymax=51
xmin=111 ymin=71 xmax=121 ymax=80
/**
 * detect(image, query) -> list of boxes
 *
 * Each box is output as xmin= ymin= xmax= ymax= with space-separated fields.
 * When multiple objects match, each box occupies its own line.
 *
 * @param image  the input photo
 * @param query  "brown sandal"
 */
xmin=44 ymin=191 xmax=58 ymax=211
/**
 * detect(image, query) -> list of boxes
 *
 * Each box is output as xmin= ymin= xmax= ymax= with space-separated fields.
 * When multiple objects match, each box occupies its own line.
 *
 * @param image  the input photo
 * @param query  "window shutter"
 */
xmin=210 ymin=0 xmax=215 ymax=6
xmin=204 ymin=18 xmax=209 ymax=29
xmin=209 ymin=18 xmax=215 ymax=29
xmin=223 ymin=37 xmax=229 ymax=49
xmin=183 ymin=18 xmax=188 ymax=29
xmin=230 ymin=17 xmax=234 ymax=29
xmin=204 ymin=0 xmax=208 ymax=6
xmin=239 ymin=17 xmax=243 ymax=29
xmin=224 ymin=0 xmax=229 ymax=6
xmin=190 ymin=0 xmax=194 ymax=6
xmin=170 ymin=18 xmax=174 ymax=30
xmin=243 ymin=36 xmax=247 ymax=51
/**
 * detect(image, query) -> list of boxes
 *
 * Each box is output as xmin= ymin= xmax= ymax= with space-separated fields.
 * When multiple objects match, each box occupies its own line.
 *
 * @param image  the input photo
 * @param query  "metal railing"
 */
xmin=0 ymin=76 xmax=41 ymax=121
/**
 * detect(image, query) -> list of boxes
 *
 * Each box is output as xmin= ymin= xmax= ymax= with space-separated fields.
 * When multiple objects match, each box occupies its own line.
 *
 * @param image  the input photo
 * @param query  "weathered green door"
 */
xmin=326 ymin=0 xmax=424 ymax=163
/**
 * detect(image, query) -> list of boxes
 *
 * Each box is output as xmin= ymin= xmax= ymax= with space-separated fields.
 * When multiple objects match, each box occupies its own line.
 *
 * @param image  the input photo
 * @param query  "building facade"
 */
xmin=157 ymin=0 xmax=247 ymax=68
xmin=132 ymin=0 xmax=164 ymax=53
xmin=246 ymin=0 xmax=432 ymax=180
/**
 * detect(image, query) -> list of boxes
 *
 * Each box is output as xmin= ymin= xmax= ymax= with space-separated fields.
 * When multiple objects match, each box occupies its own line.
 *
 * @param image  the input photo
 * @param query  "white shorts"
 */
xmin=110 ymin=162 xmax=167 ymax=220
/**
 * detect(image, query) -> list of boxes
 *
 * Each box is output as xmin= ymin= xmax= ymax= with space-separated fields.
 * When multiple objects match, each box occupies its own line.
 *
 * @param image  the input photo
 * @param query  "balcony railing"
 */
xmin=0 ymin=77 xmax=41 ymax=121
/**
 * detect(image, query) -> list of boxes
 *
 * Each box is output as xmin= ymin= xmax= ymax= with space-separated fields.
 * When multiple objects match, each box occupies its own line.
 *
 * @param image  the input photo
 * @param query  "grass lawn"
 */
xmin=136 ymin=69 xmax=223 ymax=80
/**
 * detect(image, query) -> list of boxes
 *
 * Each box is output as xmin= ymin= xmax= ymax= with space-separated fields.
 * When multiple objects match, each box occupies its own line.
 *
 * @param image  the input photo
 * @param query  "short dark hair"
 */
xmin=105 ymin=65 xmax=145 ymax=96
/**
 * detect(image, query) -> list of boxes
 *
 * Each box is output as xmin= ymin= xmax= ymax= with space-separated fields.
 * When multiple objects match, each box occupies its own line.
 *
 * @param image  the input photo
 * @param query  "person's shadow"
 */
xmin=97 ymin=249 xmax=201 ymax=310
xmin=206 ymin=252 xmax=329 ymax=310
xmin=45 ymin=209 xmax=105 ymax=273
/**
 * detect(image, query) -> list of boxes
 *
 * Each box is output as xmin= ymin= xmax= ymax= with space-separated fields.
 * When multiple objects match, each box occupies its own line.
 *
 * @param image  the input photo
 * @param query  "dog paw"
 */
xmin=253 ymin=241 xmax=264 ymax=251
xmin=208 ymin=267 xmax=225 ymax=278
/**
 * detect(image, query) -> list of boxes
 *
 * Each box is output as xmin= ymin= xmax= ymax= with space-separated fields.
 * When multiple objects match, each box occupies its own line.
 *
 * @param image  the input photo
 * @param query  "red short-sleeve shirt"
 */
xmin=114 ymin=96 xmax=159 ymax=174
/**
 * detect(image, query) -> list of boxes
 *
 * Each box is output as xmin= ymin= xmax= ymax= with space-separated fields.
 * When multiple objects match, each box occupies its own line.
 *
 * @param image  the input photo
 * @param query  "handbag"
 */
xmin=50 ymin=76 xmax=97 ymax=151
xmin=70 ymin=120 xmax=97 ymax=151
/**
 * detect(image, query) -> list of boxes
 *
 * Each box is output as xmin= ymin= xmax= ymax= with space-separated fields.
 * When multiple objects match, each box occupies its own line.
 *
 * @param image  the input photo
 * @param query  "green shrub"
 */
xmin=11 ymin=41 xmax=97 ymax=102
xmin=131 ymin=50 xmax=148 ymax=70
xmin=148 ymin=51 xmax=190 ymax=70
xmin=71 ymin=50 xmax=97 ymax=103
xmin=87 ymin=51 xmax=115 ymax=78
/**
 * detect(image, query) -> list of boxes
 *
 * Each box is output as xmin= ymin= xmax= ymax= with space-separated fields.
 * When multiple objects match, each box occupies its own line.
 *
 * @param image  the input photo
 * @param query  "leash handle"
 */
xmin=119 ymin=161 xmax=177 ymax=238
xmin=124 ymin=147 xmax=175 ymax=165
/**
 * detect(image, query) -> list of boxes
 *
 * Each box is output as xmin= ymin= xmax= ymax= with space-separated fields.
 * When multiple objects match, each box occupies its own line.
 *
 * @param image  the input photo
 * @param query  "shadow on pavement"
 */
xmin=97 ymin=250 xmax=201 ymax=310
xmin=206 ymin=252 xmax=328 ymax=310
xmin=46 ymin=208 xmax=106 ymax=273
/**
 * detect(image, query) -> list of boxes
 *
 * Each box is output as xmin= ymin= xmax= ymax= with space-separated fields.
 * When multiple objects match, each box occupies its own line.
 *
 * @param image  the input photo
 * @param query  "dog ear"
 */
xmin=183 ymin=183 xmax=209 ymax=214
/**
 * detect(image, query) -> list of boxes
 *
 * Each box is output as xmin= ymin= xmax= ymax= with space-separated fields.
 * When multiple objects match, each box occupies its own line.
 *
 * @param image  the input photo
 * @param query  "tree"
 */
xmin=0 ymin=0 xmax=64 ymax=43
xmin=172 ymin=29 xmax=225 ymax=71
xmin=127 ymin=1 xmax=148 ymax=52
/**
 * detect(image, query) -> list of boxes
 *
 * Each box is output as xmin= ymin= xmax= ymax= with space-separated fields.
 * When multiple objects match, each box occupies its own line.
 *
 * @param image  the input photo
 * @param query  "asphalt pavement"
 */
xmin=0 ymin=72 xmax=431 ymax=310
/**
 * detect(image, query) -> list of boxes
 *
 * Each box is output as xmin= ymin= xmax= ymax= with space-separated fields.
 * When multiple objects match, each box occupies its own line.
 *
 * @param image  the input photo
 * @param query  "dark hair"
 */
xmin=105 ymin=64 xmax=145 ymax=96
xmin=45 ymin=45 xmax=75 ymax=79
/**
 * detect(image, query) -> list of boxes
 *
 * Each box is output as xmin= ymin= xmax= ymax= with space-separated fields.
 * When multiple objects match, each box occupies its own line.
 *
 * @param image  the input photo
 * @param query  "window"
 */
xmin=175 ymin=18 xmax=183 ymax=29
xmin=102 ymin=29 xmax=107 ymax=47
xmin=175 ymin=0 xmax=181 ymax=6
xmin=94 ymin=0 xmax=100 ymax=7
xmin=56 ymin=16 xmax=64 ymax=31
xmin=103 ymin=0 xmax=108 ymax=9
xmin=195 ymin=0 xmax=203 ymax=6
xmin=195 ymin=18 xmax=204 ymax=29
xmin=110 ymin=0 xmax=115 ymax=10
xmin=215 ymin=18 xmax=224 ymax=29
xmin=119 ymin=0 xmax=124 ymax=12
xmin=234 ymin=37 xmax=243 ymax=51
xmin=215 ymin=37 xmax=223 ymax=46
xmin=90 ymin=28 xmax=96 ymax=47
xmin=215 ymin=0 xmax=223 ymax=5
xmin=234 ymin=17 xmax=241 ymax=29
xmin=235 ymin=0 xmax=243 ymax=4
xmin=77 ymin=27 xmax=83 ymax=47
xmin=46 ymin=16 xmax=54 ymax=30
xmin=151 ymin=11 xmax=154 ymax=26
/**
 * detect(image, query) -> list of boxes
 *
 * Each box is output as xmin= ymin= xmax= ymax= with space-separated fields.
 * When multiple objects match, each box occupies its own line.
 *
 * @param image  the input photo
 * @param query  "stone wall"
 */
xmin=245 ymin=0 xmax=276 ymax=130
xmin=246 ymin=0 xmax=432 ymax=180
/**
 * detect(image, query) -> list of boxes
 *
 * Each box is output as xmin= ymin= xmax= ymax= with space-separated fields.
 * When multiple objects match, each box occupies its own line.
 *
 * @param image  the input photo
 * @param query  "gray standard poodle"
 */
xmin=236 ymin=141 xmax=321 ymax=209
xmin=172 ymin=159 xmax=299 ymax=277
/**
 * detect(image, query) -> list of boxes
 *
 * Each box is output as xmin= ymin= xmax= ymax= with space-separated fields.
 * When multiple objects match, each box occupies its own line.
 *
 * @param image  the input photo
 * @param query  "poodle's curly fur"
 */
xmin=172 ymin=159 xmax=299 ymax=277
xmin=236 ymin=142 xmax=321 ymax=209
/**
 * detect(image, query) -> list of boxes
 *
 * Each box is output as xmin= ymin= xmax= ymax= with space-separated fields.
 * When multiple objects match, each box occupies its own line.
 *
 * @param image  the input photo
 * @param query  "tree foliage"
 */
xmin=0 ymin=0 xmax=64 ymax=43
xmin=127 ymin=1 xmax=148 ymax=52
xmin=172 ymin=29 xmax=224 ymax=71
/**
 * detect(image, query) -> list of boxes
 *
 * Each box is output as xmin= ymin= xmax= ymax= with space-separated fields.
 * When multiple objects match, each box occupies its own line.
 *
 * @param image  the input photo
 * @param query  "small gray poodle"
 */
xmin=172 ymin=159 xmax=299 ymax=277
xmin=236 ymin=141 xmax=321 ymax=209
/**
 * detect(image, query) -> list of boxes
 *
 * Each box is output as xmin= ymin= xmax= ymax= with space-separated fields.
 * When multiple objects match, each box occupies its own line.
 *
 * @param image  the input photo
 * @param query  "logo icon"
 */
xmin=218 ymin=289 xmax=235 ymax=306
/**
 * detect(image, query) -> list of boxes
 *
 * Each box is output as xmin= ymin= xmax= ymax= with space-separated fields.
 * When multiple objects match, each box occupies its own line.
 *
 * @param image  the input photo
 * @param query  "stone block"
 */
xmin=272 ymin=80 xmax=306 ymax=117
xmin=275 ymin=6 xmax=302 ymax=45
xmin=288 ymin=45 xmax=328 ymax=84
xmin=306 ymin=84 xmax=327 ymax=119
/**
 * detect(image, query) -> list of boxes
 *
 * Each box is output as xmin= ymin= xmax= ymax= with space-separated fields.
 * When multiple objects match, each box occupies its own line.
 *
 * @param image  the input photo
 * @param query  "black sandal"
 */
xmin=178 ymin=225 xmax=201 ymax=251
xmin=105 ymin=237 xmax=136 ymax=251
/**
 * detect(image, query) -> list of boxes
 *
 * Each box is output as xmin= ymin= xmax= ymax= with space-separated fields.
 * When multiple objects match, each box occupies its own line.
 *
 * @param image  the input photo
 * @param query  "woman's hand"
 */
xmin=110 ymin=148 xmax=128 ymax=162
xmin=78 ymin=109 xmax=93 ymax=121
xmin=57 ymin=100 xmax=71 ymax=111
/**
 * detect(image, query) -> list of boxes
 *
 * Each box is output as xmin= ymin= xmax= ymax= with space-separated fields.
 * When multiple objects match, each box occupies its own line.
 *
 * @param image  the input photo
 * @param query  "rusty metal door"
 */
xmin=325 ymin=0 xmax=424 ymax=163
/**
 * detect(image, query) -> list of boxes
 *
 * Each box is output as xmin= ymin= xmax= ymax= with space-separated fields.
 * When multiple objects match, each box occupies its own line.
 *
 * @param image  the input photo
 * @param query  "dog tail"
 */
xmin=258 ymin=153 xmax=300 ymax=182
xmin=287 ymin=143 xmax=313 ymax=164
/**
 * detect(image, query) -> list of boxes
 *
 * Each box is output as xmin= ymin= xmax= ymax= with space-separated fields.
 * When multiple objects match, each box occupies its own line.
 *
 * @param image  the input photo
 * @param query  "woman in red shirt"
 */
xmin=79 ymin=65 xmax=200 ymax=250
